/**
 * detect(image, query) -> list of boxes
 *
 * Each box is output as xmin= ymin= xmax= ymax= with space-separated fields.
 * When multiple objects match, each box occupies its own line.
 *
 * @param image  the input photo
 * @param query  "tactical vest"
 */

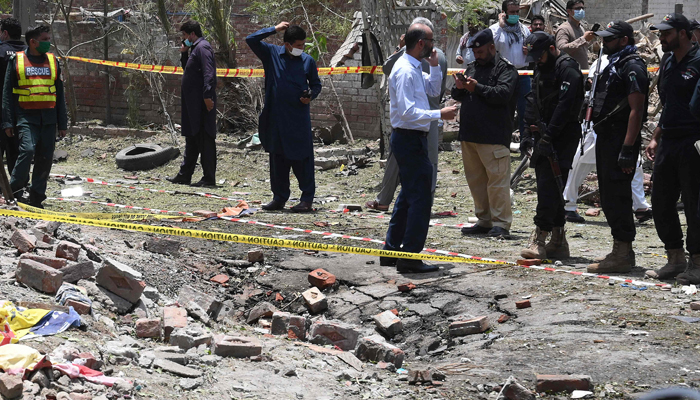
xmin=592 ymin=54 xmax=644 ymax=118
xmin=13 ymin=51 xmax=58 ymax=110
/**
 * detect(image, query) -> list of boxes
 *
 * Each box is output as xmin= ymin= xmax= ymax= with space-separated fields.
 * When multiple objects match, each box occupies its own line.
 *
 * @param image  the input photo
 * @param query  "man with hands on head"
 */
xmin=2 ymin=25 xmax=66 ymax=208
xmin=379 ymin=22 xmax=458 ymax=274
xmin=246 ymin=22 xmax=322 ymax=213
xmin=452 ymin=28 xmax=519 ymax=239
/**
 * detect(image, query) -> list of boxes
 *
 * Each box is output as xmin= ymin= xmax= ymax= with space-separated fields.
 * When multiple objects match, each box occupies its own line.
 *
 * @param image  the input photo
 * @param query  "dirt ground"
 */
xmin=4 ymin=129 xmax=700 ymax=400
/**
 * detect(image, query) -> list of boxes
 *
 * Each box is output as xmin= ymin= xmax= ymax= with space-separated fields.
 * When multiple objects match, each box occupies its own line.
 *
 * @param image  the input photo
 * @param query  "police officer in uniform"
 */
xmin=519 ymin=32 xmax=584 ymax=260
xmin=2 ymin=25 xmax=67 ymax=208
xmin=586 ymin=21 xmax=649 ymax=274
xmin=645 ymin=14 xmax=700 ymax=283
xmin=0 ymin=18 xmax=27 ymax=176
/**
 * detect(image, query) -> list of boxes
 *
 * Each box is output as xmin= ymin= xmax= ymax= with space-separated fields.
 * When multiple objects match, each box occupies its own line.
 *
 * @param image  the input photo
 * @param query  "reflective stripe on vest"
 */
xmin=15 ymin=51 xmax=57 ymax=109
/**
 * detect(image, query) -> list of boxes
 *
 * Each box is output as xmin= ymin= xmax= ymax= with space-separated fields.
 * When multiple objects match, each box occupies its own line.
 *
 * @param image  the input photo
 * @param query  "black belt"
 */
xmin=394 ymin=127 xmax=428 ymax=137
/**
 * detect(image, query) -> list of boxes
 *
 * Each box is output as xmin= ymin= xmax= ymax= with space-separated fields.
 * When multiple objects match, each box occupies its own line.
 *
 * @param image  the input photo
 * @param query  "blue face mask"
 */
xmin=184 ymin=38 xmax=192 ymax=47
xmin=507 ymin=14 xmax=520 ymax=25
xmin=573 ymin=9 xmax=585 ymax=21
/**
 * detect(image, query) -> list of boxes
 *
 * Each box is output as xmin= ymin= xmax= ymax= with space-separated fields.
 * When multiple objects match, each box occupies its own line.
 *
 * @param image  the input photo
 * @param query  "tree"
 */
xmin=186 ymin=0 xmax=237 ymax=68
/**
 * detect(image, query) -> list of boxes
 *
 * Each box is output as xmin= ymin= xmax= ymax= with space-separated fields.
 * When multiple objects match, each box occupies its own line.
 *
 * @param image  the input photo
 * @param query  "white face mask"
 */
xmin=290 ymin=47 xmax=303 ymax=57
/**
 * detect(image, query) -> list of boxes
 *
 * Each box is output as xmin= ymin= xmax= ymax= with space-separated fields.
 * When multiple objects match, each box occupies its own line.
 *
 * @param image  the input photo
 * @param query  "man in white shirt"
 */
xmin=563 ymin=54 xmax=652 ymax=223
xmin=380 ymin=22 xmax=458 ymax=274
xmin=490 ymin=0 xmax=530 ymax=136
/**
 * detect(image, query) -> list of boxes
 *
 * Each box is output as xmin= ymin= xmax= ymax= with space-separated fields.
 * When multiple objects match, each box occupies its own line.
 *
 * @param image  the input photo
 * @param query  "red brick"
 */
xmin=449 ymin=316 xmax=490 ymax=336
xmin=307 ymin=268 xmax=336 ymax=290
xmin=16 ymin=259 xmax=63 ymax=294
xmin=11 ymin=230 xmax=36 ymax=253
xmin=288 ymin=315 xmax=306 ymax=340
xmin=535 ymin=375 xmax=592 ymax=393
xmin=136 ymin=318 xmax=162 ymax=338
xmin=497 ymin=314 xmax=510 ymax=323
xmin=163 ymin=307 xmax=188 ymax=341
xmin=74 ymin=352 xmax=101 ymax=370
xmin=275 ymin=293 xmax=284 ymax=302
xmin=95 ymin=258 xmax=146 ymax=304
xmin=19 ymin=254 xmax=67 ymax=269
xmin=398 ymin=282 xmax=416 ymax=292
xmin=247 ymin=249 xmax=264 ymax=263
xmin=65 ymin=299 xmax=91 ymax=315
xmin=210 ymin=274 xmax=230 ymax=285
xmin=516 ymin=300 xmax=531 ymax=309
xmin=56 ymin=241 xmax=81 ymax=261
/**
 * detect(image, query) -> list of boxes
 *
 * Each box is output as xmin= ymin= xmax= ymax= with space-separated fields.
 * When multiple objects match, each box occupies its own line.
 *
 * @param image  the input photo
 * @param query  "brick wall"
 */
xmin=586 ymin=0 xmax=699 ymax=27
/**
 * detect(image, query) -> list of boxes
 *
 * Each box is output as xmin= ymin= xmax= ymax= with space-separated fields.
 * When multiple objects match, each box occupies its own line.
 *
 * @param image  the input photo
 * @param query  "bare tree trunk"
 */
xmin=103 ymin=0 xmax=111 ymax=124
xmin=300 ymin=3 xmax=354 ymax=144
xmin=60 ymin=0 xmax=79 ymax=126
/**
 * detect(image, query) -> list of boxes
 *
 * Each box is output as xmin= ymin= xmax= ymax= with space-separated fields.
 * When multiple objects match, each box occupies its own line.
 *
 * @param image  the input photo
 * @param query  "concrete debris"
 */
xmin=502 ymin=376 xmax=536 ymax=400
xmin=407 ymin=369 xmax=432 ymax=385
xmin=169 ymin=327 xmax=213 ymax=350
xmin=271 ymin=311 xmax=291 ymax=335
xmin=179 ymin=377 xmax=203 ymax=390
xmin=152 ymin=358 xmax=202 ymax=378
xmin=308 ymin=320 xmax=360 ymax=351
xmin=302 ymin=287 xmax=328 ymax=314
xmin=60 ymin=261 xmax=96 ymax=283
xmin=136 ymin=318 xmax=162 ymax=338
xmin=288 ymin=315 xmax=306 ymax=340
xmin=178 ymin=285 xmax=222 ymax=321
xmin=337 ymin=352 xmax=363 ymax=371
xmin=246 ymin=301 xmax=277 ymax=324
xmin=0 ymin=373 xmax=23 ymax=399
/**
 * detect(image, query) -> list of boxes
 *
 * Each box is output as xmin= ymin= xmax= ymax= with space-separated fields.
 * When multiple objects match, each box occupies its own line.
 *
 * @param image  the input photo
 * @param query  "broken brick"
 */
xmin=398 ymin=282 xmax=416 ymax=292
xmin=504 ymin=379 xmax=536 ymax=400
xmin=0 ymin=373 xmax=23 ymax=399
xmin=136 ymin=318 xmax=162 ymax=338
xmin=246 ymin=301 xmax=277 ymax=324
xmin=516 ymin=300 xmax=531 ymax=309
xmin=210 ymin=274 xmax=230 ymax=285
xmin=65 ymin=299 xmax=91 ymax=315
xmin=193 ymin=210 xmax=217 ymax=218
xmin=373 ymin=310 xmax=403 ymax=337
xmin=308 ymin=320 xmax=360 ymax=351
xmin=271 ymin=311 xmax=290 ymax=335
xmin=16 ymin=258 xmax=63 ymax=294
xmin=497 ymin=314 xmax=510 ymax=323
xmin=355 ymin=335 xmax=405 ymax=368
xmin=177 ymin=285 xmax=222 ymax=321
xmin=95 ymin=258 xmax=146 ymax=304
xmin=247 ymin=249 xmax=264 ymax=263
xmin=56 ymin=240 xmax=81 ymax=261
xmin=288 ymin=315 xmax=306 ymax=340
xmin=690 ymin=302 xmax=700 ymax=311
xmin=390 ymin=309 xmax=399 ymax=316
xmin=535 ymin=375 xmax=592 ymax=393
xmin=275 ymin=293 xmax=284 ymax=302
xmin=408 ymin=369 xmax=432 ymax=385
xmin=302 ymin=287 xmax=328 ymax=314
xmin=19 ymin=254 xmax=67 ymax=269
xmin=212 ymin=335 xmax=262 ymax=358
xmin=449 ymin=316 xmax=490 ymax=336
xmin=144 ymin=237 xmax=181 ymax=257
xmin=11 ymin=230 xmax=36 ymax=254
xmin=307 ymin=268 xmax=336 ymax=290
xmin=60 ymin=261 xmax=95 ymax=283
xmin=163 ymin=307 xmax=188 ymax=342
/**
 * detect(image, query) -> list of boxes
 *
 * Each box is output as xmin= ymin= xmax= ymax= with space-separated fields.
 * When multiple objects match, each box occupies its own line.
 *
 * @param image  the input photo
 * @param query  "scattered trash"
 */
xmin=60 ymin=186 xmax=84 ymax=197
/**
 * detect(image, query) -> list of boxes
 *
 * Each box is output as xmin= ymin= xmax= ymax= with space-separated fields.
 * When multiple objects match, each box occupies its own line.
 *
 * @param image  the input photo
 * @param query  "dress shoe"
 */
xmin=396 ymin=259 xmax=439 ymax=273
xmin=365 ymin=200 xmax=390 ymax=211
xmin=635 ymin=208 xmax=653 ymax=223
xmin=262 ymin=200 xmax=286 ymax=211
xmin=379 ymin=257 xmax=397 ymax=267
xmin=460 ymin=224 xmax=491 ymax=235
xmin=291 ymin=201 xmax=313 ymax=213
xmin=565 ymin=210 xmax=585 ymax=223
xmin=191 ymin=179 xmax=217 ymax=188
xmin=487 ymin=226 xmax=510 ymax=238
xmin=166 ymin=175 xmax=191 ymax=185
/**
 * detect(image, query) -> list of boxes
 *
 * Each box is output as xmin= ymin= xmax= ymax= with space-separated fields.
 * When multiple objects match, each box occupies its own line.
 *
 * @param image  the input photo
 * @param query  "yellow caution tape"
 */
xmin=0 ymin=208 xmax=513 ymax=265
xmin=18 ymin=203 xmax=183 ymax=221
xmin=65 ymin=55 xmax=661 ymax=78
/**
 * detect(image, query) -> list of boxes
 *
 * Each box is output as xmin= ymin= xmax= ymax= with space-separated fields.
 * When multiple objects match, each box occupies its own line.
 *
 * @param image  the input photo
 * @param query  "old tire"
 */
xmin=115 ymin=144 xmax=180 ymax=171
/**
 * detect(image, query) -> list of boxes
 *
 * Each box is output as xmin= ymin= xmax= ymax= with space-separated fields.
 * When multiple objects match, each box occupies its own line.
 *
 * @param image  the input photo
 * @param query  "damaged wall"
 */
xmin=586 ymin=0 xmax=699 ymax=27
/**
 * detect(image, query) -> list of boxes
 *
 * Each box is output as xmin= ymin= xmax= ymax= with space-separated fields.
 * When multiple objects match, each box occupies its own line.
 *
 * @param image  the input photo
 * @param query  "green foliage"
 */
xmin=186 ymin=0 xmax=237 ymax=67
xmin=0 ymin=0 xmax=10 ymax=14
xmin=246 ymin=0 xmax=354 ymax=41
xmin=447 ymin=0 xmax=498 ymax=31
xmin=304 ymin=33 xmax=327 ymax=61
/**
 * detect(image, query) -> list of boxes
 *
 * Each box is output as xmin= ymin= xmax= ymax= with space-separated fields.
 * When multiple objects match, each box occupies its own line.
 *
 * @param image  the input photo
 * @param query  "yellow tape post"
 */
xmin=0 ymin=208 xmax=514 ymax=266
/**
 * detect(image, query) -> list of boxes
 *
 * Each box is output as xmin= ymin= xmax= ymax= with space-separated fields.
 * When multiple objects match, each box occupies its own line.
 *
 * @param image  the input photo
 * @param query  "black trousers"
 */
xmin=595 ymin=122 xmax=640 ymax=243
xmin=178 ymin=128 xmax=216 ymax=183
xmin=0 ymin=130 xmax=19 ymax=176
xmin=651 ymin=134 xmax=700 ymax=255
xmin=533 ymin=129 xmax=579 ymax=231
xmin=269 ymin=153 xmax=315 ymax=203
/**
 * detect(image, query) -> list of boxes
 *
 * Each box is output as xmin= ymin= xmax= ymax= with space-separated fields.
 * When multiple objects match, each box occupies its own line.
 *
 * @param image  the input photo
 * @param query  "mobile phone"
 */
xmin=301 ymin=89 xmax=311 ymax=99
xmin=455 ymin=72 xmax=467 ymax=82
xmin=591 ymin=23 xmax=600 ymax=32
